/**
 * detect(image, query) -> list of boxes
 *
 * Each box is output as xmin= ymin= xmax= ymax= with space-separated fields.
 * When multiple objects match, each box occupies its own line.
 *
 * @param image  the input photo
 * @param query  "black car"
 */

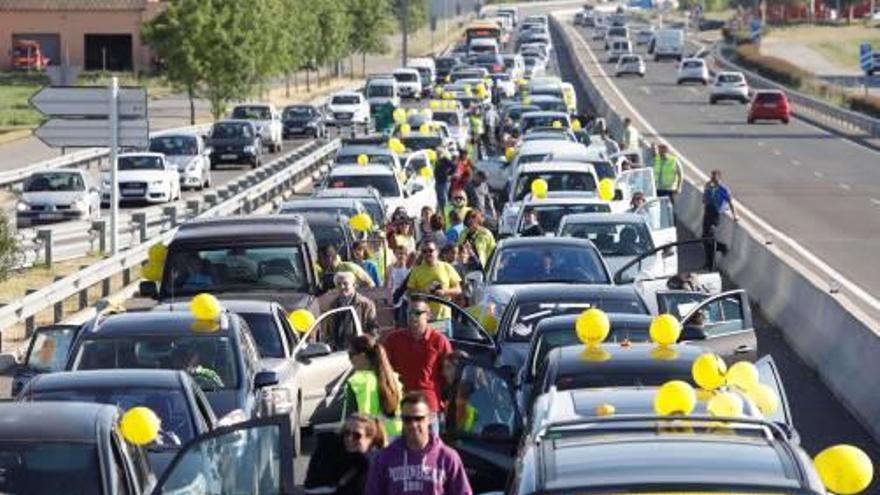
xmin=435 ymin=56 xmax=460 ymax=82
xmin=282 ymin=104 xmax=325 ymax=138
xmin=206 ymin=119 xmax=262 ymax=169
xmin=10 ymin=323 xmax=81 ymax=397
xmin=19 ymin=369 xmax=217 ymax=476
xmin=63 ymin=309 xmax=286 ymax=421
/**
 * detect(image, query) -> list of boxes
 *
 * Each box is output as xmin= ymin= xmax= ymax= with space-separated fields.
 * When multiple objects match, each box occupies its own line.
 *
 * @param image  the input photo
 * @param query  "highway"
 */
xmin=550 ymin=15 xmax=880 ymax=490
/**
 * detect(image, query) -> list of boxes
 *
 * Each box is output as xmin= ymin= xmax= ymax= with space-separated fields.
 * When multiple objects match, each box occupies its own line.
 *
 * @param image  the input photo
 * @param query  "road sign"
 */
xmin=33 ymin=118 xmax=149 ymax=149
xmin=749 ymin=19 xmax=762 ymax=42
xmin=29 ymin=86 xmax=147 ymax=118
xmin=860 ymin=42 xmax=873 ymax=73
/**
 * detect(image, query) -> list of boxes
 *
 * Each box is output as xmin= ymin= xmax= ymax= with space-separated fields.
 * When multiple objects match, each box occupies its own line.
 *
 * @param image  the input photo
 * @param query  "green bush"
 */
xmin=0 ymin=212 xmax=21 ymax=281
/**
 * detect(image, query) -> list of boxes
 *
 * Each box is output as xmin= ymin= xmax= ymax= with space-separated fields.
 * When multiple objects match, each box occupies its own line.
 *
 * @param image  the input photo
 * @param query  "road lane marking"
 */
xmin=872 ymin=198 xmax=880 ymax=206
xmin=639 ymin=86 xmax=652 ymax=95
xmin=772 ymin=149 xmax=782 ymax=156
xmin=791 ymin=159 xmax=801 ymax=166
xmin=814 ymin=171 xmax=824 ymax=178
xmin=839 ymin=183 xmax=851 ymax=191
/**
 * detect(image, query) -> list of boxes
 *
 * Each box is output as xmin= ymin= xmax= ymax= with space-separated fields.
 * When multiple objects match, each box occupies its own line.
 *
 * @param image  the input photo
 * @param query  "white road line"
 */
xmin=639 ymin=86 xmax=652 ymax=95
xmin=871 ymin=198 xmax=880 ymax=206
xmin=840 ymin=183 xmax=852 ymax=191
xmin=814 ymin=171 xmax=824 ymax=178
xmin=791 ymin=159 xmax=801 ymax=166
xmin=757 ymin=141 xmax=765 ymax=147
xmin=772 ymin=149 xmax=782 ymax=156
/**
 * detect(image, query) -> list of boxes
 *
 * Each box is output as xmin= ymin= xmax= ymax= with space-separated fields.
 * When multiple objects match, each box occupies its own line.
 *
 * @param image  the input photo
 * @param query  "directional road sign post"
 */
xmin=749 ymin=19 xmax=762 ymax=45
xmin=30 ymin=79 xmax=148 ymax=255
xmin=860 ymin=43 xmax=873 ymax=96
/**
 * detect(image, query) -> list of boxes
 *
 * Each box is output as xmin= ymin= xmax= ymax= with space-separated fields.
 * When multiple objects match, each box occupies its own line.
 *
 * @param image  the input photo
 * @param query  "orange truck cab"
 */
xmin=12 ymin=40 xmax=50 ymax=70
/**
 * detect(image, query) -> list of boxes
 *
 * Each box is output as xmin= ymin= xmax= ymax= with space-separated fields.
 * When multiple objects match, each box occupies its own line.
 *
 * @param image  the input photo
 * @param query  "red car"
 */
xmin=748 ymin=90 xmax=791 ymax=124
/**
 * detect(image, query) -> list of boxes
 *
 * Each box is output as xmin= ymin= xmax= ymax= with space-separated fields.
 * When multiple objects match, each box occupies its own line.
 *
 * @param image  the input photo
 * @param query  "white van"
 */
xmin=392 ymin=68 xmax=423 ymax=99
xmin=408 ymin=57 xmax=436 ymax=89
xmin=365 ymin=77 xmax=399 ymax=110
xmin=652 ymin=29 xmax=684 ymax=62
xmin=468 ymin=38 xmax=500 ymax=56
xmin=608 ymin=40 xmax=633 ymax=63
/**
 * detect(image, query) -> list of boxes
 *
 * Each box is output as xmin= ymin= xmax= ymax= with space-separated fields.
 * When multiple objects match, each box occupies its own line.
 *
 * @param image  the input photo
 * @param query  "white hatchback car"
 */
xmin=616 ymin=54 xmax=646 ymax=77
xmin=710 ymin=71 xmax=750 ymax=104
xmin=676 ymin=58 xmax=709 ymax=85
xmin=149 ymin=133 xmax=212 ymax=190
xmin=102 ymin=153 xmax=180 ymax=206
xmin=326 ymin=91 xmax=370 ymax=126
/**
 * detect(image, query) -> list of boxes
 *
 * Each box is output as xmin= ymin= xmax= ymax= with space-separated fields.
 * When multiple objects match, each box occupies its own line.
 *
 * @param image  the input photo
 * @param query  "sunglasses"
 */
xmin=452 ymin=197 xmax=466 ymax=202
xmin=402 ymin=415 xmax=428 ymax=424
xmin=422 ymin=248 xmax=436 ymax=254
xmin=343 ymin=429 xmax=365 ymax=440
xmin=409 ymin=309 xmax=428 ymax=317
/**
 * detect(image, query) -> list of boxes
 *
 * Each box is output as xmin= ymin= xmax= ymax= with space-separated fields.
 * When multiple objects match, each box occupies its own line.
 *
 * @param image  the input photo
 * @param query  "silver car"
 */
xmin=16 ymin=169 xmax=100 ymax=227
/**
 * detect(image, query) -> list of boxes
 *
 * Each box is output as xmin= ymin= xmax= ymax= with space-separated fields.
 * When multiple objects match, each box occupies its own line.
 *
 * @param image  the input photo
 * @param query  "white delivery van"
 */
xmin=468 ymin=38 xmax=500 ymax=56
xmin=652 ymin=29 xmax=684 ymax=62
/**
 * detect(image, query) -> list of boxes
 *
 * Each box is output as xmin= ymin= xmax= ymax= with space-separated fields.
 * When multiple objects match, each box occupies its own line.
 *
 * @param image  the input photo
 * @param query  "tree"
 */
xmin=347 ymin=0 xmax=393 ymax=75
xmin=313 ymin=0 xmax=353 ymax=82
xmin=392 ymin=0 xmax=429 ymax=63
xmin=0 ymin=212 xmax=20 ymax=280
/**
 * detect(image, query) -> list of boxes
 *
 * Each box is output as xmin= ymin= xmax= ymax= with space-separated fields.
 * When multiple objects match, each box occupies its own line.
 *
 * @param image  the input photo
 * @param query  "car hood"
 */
xmin=115 ymin=170 xmax=168 ymax=183
xmin=284 ymin=117 xmax=317 ymax=125
xmin=328 ymin=104 xmax=361 ymax=112
xmin=21 ymin=190 xmax=85 ymax=205
xmin=164 ymin=155 xmax=198 ymax=169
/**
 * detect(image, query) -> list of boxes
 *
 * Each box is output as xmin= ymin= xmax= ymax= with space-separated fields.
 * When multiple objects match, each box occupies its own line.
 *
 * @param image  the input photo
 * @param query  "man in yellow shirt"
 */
xmin=406 ymin=240 xmax=462 ymax=320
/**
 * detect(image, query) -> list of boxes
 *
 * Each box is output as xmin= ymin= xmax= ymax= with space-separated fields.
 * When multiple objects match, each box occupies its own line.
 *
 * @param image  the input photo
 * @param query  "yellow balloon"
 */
xmin=120 ymin=407 xmax=161 ymax=446
xmin=419 ymin=123 xmax=431 ymax=134
xmin=505 ymin=147 xmax=516 ymax=162
xmin=357 ymin=154 xmax=369 ymax=166
xmin=288 ymin=309 xmax=316 ymax=333
xmin=443 ymin=91 xmax=453 ymax=100
xmin=429 ymin=100 xmax=441 ymax=109
xmin=388 ymin=138 xmax=405 ymax=154
xmin=531 ymin=178 xmax=548 ymax=199
xmin=814 ymin=445 xmax=874 ymax=495
xmin=191 ymin=293 xmax=222 ymax=321
xmin=726 ymin=361 xmax=759 ymax=392
xmin=748 ymin=383 xmax=779 ymax=417
xmin=598 ymin=178 xmax=616 ymax=202
xmin=400 ymin=124 xmax=411 ymax=136
xmin=407 ymin=108 xmax=418 ymax=116
xmin=522 ymin=96 xmax=532 ymax=106
xmin=649 ymin=313 xmax=681 ymax=347
xmin=419 ymin=166 xmax=433 ymax=179
xmin=148 ymin=243 xmax=167 ymax=263
xmin=707 ymin=391 xmax=744 ymax=418
xmin=483 ymin=313 xmax=498 ymax=334
xmin=141 ymin=260 xmax=163 ymax=282
xmin=393 ymin=108 xmax=407 ymax=124
xmin=654 ymin=380 xmax=697 ymax=416
xmin=575 ymin=308 xmax=610 ymax=347
xmin=425 ymin=149 xmax=437 ymax=163
xmin=571 ymin=119 xmax=582 ymax=131
xmin=421 ymin=107 xmax=432 ymax=116
xmin=552 ymin=120 xmax=562 ymax=129
xmin=692 ymin=353 xmax=728 ymax=391
xmin=349 ymin=213 xmax=373 ymax=232
xmin=595 ymin=403 xmax=616 ymax=417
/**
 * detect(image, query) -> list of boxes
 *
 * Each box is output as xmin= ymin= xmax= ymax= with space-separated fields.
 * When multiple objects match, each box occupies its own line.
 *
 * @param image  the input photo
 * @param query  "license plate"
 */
xmin=38 ymin=213 xmax=62 ymax=220
xmin=221 ymin=153 xmax=237 ymax=159
xmin=123 ymin=188 xmax=144 ymax=195
xmin=763 ymin=103 xmax=776 ymax=108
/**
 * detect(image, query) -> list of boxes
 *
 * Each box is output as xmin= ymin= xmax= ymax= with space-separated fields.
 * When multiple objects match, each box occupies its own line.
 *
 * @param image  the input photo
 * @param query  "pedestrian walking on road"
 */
xmin=621 ymin=117 xmax=641 ymax=152
xmin=364 ymin=392 xmax=473 ymax=495
xmin=653 ymin=143 xmax=682 ymax=204
xmin=305 ymin=413 xmax=387 ymax=495
xmin=434 ymin=148 xmax=456 ymax=211
xmin=405 ymin=242 xmax=462 ymax=320
xmin=344 ymin=335 xmax=403 ymax=437
xmin=702 ymin=169 xmax=738 ymax=267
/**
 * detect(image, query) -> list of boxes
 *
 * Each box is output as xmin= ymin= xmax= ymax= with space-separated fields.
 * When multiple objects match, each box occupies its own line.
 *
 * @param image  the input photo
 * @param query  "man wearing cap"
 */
xmin=653 ymin=143 xmax=682 ymax=204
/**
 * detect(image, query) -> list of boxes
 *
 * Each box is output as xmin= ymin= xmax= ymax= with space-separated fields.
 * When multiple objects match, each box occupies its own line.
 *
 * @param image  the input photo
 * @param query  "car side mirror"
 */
xmin=254 ymin=370 xmax=279 ymax=389
xmin=139 ymin=281 xmax=159 ymax=300
xmin=298 ymin=342 xmax=332 ymax=360
xmin=410 ymin=183 xmax=425 ymax=194
xmin=465 ymin=271 xmax=484 ymax=286
xmin=614 ymin=189 xmax=624 ymax=201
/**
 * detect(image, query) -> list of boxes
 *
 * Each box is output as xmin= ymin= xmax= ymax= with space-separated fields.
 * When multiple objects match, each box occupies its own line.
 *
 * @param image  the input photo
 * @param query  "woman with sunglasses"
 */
xmin=344 ymin=335 xmax=403 ymax=437
xmin=305 ymin=413 xmax=387 ymax=495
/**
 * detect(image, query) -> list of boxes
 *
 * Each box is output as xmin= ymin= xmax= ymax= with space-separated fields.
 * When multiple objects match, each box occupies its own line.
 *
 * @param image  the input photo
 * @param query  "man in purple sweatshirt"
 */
xmin=365 ymin=392 xmax=473 ymax=495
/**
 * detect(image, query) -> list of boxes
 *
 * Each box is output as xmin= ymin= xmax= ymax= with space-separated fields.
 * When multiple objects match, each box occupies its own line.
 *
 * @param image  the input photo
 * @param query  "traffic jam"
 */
xmin=1 ymin=5 xmax=875 ymax=495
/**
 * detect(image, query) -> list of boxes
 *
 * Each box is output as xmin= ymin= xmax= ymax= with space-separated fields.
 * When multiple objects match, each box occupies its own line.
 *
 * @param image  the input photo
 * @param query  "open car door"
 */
xmin=443 ymin=360 xmax=522 ymax=493
xmin=151 ymin=415 xmax=294 ymax=495
xmin=293 ymin=306 xmax=362 ymax=426
xmin=678 ymin=289 xmax=757 ymax=362
xmin=11 ymin=324 xmax=81 ymax=397
xmin=417 ymin=294 xmax=497 ymax=365
xmin=755 ymin=355 xmax=794 ymax=429
xmin=612 ymin=167 xmax=656 ymax=213
xmin=636 ymin=196 xmax=677 ymax=262
xmin=613 ymin=238 xmax=723 ymax=314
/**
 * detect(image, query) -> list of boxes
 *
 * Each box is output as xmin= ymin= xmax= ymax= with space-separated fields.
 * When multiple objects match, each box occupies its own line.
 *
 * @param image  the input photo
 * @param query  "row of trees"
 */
xmin=143 ymin=0 xmax=429 ymax=121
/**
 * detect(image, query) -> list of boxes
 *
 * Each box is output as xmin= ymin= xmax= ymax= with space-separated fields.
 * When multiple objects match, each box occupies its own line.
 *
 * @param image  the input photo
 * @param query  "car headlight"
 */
xmin=16 ymin=201 xmax=29 ymax=212
xmin=149 ymin=180 xmax=164 ymax=189
xmin=73 ymin=198 xmax=89 ymax=212
xmin=244 ymin=145 xmax=256 ymax=154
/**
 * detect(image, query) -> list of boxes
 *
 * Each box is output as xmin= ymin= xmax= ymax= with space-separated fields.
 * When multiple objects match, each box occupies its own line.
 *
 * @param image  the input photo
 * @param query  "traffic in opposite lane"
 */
xmin=0 ymin=3 xmax=875 ymax=495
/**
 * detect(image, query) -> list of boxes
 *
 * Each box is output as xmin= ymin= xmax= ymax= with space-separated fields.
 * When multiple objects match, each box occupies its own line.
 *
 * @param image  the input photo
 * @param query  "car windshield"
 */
xmin=757 ymin=92 xmax=784 ymax=102
xmin=620 ymin=56 xmax=639 ymax=64
xmin=437 ymin=58 xmax=457 ymax=69
xmin=609 ymin=27 xmax=626 ymax=36
xmin=118 ymin=155 xmax=164 ymax=171
xmin=167 ymin=244 xmax=308 ymax=294
xmin=211 ymin=123 xmax=251 ymax=139
xmin=524 ymin=132 xmax=575 ymax=143
xmin=0 ymin=442 xmax=100 ymax=494
xmin=400 ymin=136 xmax=443 ymax=151
xmin=556 ymin=366 xmax=692 ymax=391
xmin=718 ymin=74 xmax=743 ymax=83
xmin=683 ymin=61 xmax=704 ymax=69
xmin=514 ymin=172 xmax=597 ymax=200
xmin=561 ymin=221 xmax=655 ymax=256
xmin=231 ymin=106 xmax=271 ymax=120
xmin=283 ymin=106 xmax=314 ymax=118
xmin=73 ymin=336 xmax=239 ymax=391
xmin=533 ymin=99 xmax=567 ymax=112
xmin=337 ymin=153 xmax=394 ymax=166
xmin=23 ymin=172 xmax=85 ymax=192
xmin=29 ymin=389 xmax=195 ymax=447
xmin=433 ymin=112 xmax=462 ymax=127
xmin=309 ymin=223 xmax=348 ymax=252
xmin=489 ymin=245 xmax=608 ymax=284
xmin=506 ymin=106 xmax=539 ymax=121
xmin=280 ymin=204 xmax=359 ymax=219
xmin=508 ymin=298 xmax=646 ymax=343
xmin=520 ymin=203 xmax=612 ymax=233
xmin=367 ymin=84 xmax=394 ymax=97
xmin=238 ymin=312 xmax=286 ymax=359
xmin=394 ymin=72 xmax=418 ymax=82
xmin=328 ymin=174 xmax=401 ymax=197
xmin=332 ymin=95 xmax=360 ymax=105
xmin=522 ymin=115 xmax=567 ymax=131
xmin=150 ymin=136 xmax=198 ymax=156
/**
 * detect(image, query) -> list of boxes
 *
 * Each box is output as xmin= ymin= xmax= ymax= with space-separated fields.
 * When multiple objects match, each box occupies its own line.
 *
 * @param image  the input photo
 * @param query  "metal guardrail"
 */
xmin=0 ymin=138 xmax=341 ymax=338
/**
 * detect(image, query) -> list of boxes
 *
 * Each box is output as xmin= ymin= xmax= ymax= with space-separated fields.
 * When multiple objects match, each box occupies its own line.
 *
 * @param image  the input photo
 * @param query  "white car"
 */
xmin=149 ymin=133 xmax=212 ymax=190
xmin=636 ymin=27 xmax=655 ymax=45
xmin=608 ymin=40 xmax=633 ymax=63
xmin=393 ymin=68 xmax=423 ymax=99
xmin=710 ymin=71 xmax=750 ymax=104
xmin=365 ymin=76 xmax=400 ymax=111
xmin=502 ymin=53 xmax=526 ymax=80
xmin=230 ymin=103 xmax=284 ymax=153
xmin=604 ymin=26 xmax=630 ymax=50
xmin=321 ymin=164 xmax=435 ymax=219
xmin=326 ymin=91 xmax=370 ymax=126
xmin=677 ymin=58 xmax=709 ymax=85
xmin=16 ymin=169 xmax=101 ymax=227
xmin=513 ymin=191 xmax=610 ymax=237
xmin=102 ymin=152 xmax=180 ymax=205
xmin=593 ymin=23 xmax=609 ymax=41
xmin=432 ymin=109 xmax=470 ymax=150
xmin=491 ymin=73 xmax=517 ymax=98
xmin=616 ymin=54 xmax=646 ymax=77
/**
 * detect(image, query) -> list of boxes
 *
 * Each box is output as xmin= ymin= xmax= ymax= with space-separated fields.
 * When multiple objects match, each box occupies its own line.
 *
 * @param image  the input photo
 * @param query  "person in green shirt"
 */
xmin=457 ymin=210 xmax=496 ymax=268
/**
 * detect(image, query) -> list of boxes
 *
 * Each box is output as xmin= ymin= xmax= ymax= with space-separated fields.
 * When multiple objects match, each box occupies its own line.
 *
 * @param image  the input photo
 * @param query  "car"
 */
xmin=522 ymin=55 xmax=547 ymax=78
xmin=365 ymin=76 xmax=400 ymax=113
xmin=748 ymin=89 xmax=791 ymax=124
xmin=710 ymin=71 xmax=750 ymax=104
xmin=519 ymin=111 xmax=571 ymax=134
xmin=489 ymin=72 xmax=517 ymax=98
xmin=470 ymin=53 xmax=506 ymax=74
xmin=677 ymin=57 xmax=709 ymax=84
xmin=281 ymin=104 xmax=325 ymax=138
xmin=592 ymin=24 xmax=609 ymax=41
xmin=230 ymin=103 xmax=284 ymax=153
xmin=615 ymin=53 xmax=645 ymax=77
xmin=652 ymin=28 xmax=684 ymax=61
xmin=277 ymin=197 xmax=368 ymax=223
xmin=435 ymin=56 xmax=460 ymax=81
xmin=101 ymin=152 xmax=181 ymax=206
xmin=140 ymin=215 xmax=323 ymax=313
xmin=635 ymin=26 xmax=654 ymax=45
xmin=521 ymin=94 xmax=567 ymax=114
xmin=607 ymin=39 xmax=633 ymax=63
xmin=508 ymin=139 xmax=609 ymax=183
xmin=431 ymin=108 xmax=470 ymax=150
xmin=0 ymin=402 xmax=155 ymax=494
xmin=313 ymin=186 xmax=387 ymax=227
xmin=287 ymin=210 xmax=358 ymax=260
xmin=334 ymin=144 xmax=402 ymax=172
xmin=501 ymin=53 xmax=525 ymax=79
xmin=326 ymin=91 xmax=370 ymax=126
xmin=206 ymin=119 xmax=263 ymax=169
xmin=408 ymin=57 xmax=436 ymax=91
xmin=603 ymin=25 xmax=629 ymax=50
xmin=16 ymin=169 xmax=101 ymax=227
xmin=19 ymin=369 xmax=217 ymax=475
xmin=322 ymin=164 xmax=435 ymax=219
xmin=10 ymin=323 xmax=82 ymax=397
xmin=449 ymin=66 xmax=490 ymax=83
xmin=468 ymin=37 xmax=500 ymax=56
xmin=149 ymin=133 xmax=212 ymax=191
xmin=522 ymin=128 xmax=577 ymax=143
xmin=392 ymin=68 xmax=423 ymax=99
xmin=514 ymin=192 xmax=612 ymax=237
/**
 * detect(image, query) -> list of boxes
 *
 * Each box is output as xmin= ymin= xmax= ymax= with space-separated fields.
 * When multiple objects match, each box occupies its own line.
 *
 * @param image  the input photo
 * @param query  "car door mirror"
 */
xmin=217 ymin=409 xmax=248 ymax=427
xmin=465 ymin=271 xmax=484 ymax=287
xmin=298 ymin=342 xmax=332 ymax=360
xmin=139 ymin=281 xmax=159 ymax=299
xmin=254 ymin=370 xmax=279 ymax=389
xmin=410 ymin=182 xmax=425 ymax=194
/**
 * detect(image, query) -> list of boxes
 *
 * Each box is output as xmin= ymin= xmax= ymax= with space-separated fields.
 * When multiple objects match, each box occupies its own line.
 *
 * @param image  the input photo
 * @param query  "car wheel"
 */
xmin=702 ymin=80 xmax=708 ymax=85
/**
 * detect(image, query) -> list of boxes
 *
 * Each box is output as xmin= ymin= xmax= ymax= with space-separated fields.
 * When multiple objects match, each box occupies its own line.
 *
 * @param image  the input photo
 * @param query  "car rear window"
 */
xmin=756 ymin=92 xmax=784 ymax=102
xmin=718 ymin=74 xmax=743 ymax=83
xmin=683 ymin=61 xmax=704 ymax=69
